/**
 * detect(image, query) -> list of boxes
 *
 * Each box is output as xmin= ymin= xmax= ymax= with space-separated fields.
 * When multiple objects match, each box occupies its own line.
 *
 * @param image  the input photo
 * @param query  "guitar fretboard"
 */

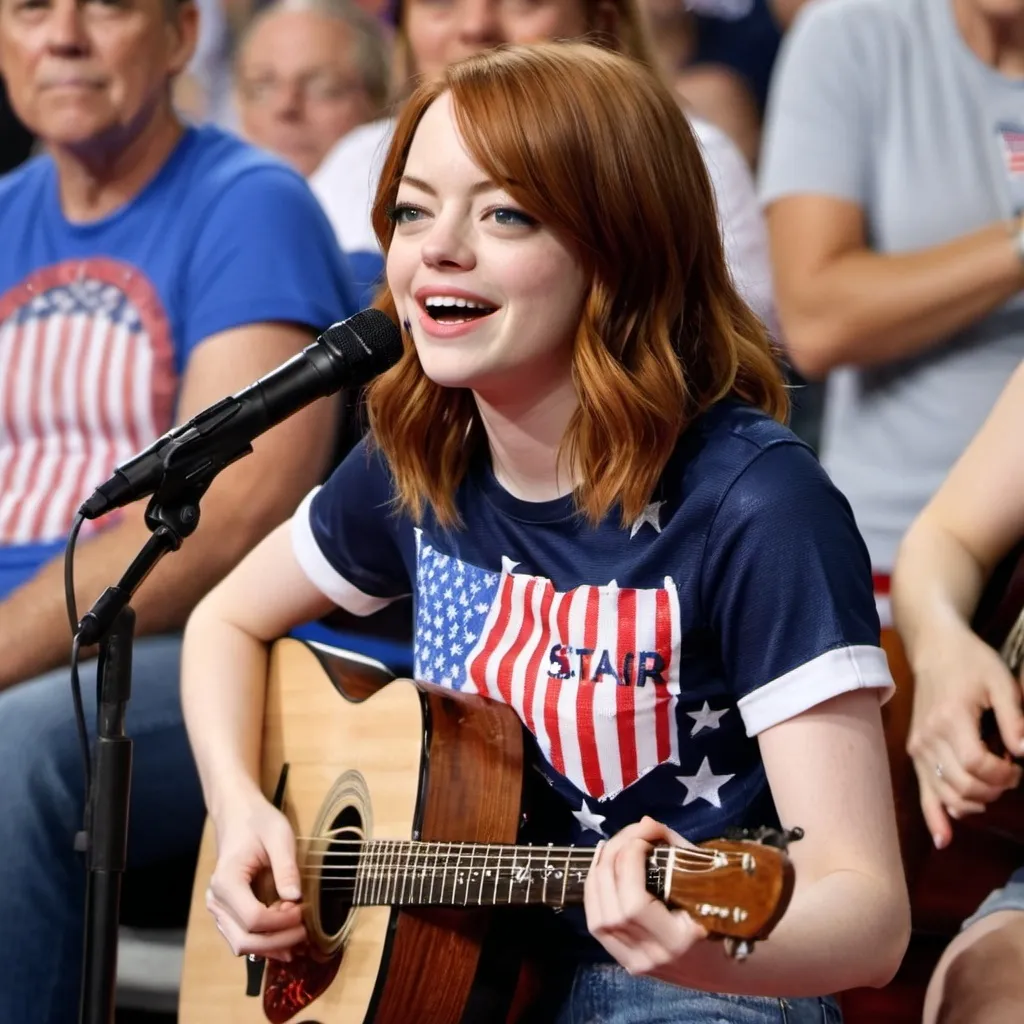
xmin=330 ymin=840 xmax=668 ymax=908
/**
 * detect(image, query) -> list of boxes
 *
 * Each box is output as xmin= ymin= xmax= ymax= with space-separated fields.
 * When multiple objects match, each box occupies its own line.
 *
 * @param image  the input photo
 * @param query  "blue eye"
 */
xmin=492 ymin=207 xmax=537 ymax=227
xmin=387 ymin=203 xmax=426 ymax=225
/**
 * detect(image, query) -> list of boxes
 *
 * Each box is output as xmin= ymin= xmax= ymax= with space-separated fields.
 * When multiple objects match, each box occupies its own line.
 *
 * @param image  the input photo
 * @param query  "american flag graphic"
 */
xmin=999 ymin=124 xmax=1024 ymax=176
xmin=0 ymin=259 xmax=176 ymax=544
xmin=413 ymin=533 xmax=683 ymax=801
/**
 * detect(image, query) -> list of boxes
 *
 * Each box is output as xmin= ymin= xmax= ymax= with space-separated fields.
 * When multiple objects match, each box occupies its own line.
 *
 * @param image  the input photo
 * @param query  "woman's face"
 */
xmin=386 ymin=91 xmax=587 ymax=396
xmin=403 ymin=0 xmax=592 ymax=82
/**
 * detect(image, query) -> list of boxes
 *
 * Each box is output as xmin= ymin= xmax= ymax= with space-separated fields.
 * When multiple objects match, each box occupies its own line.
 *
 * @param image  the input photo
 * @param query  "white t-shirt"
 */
xmin=310 ymin=115 xmax=777 ymax=332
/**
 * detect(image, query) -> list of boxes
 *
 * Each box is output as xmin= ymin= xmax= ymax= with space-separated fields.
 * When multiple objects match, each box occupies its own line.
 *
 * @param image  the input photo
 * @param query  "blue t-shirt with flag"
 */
xmin=292 ymin=400 xmax=894 ymax=865
xmin=0 ymin=124 xmax=356 ymax=602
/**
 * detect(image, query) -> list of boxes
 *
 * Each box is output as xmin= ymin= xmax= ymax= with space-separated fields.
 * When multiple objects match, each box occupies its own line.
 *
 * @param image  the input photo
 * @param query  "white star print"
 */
xmin=686 ymin=701 xmax=728 ymax=737
xmin=629 ymin=500 xmax=664 ymax=538
xmin=676 ymin=757 xmax=735 ymax=809
xmin=572 ymin=799 xmax=607 ymax=836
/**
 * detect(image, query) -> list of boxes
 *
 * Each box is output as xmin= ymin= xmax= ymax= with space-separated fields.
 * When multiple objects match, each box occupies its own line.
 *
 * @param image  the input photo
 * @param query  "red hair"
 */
xmin=367 ymin=42 xmax=788 ymax=527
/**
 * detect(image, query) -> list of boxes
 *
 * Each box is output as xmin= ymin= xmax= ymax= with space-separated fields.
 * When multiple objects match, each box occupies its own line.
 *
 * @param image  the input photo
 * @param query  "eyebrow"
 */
xmin=398 ymin=175 xmax=499 ymax=197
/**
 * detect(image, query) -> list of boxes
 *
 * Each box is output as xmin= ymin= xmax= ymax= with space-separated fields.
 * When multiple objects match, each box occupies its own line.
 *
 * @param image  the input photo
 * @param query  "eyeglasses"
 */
xmin=238 ymin=71 xmax=367 ymax=106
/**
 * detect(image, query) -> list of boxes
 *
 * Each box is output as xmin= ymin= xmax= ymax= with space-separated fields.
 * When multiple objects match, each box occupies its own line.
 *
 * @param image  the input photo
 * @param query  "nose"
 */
xmin=456 ymin=0 xmax=504 ymax=47
xmin=420 ymin=214 xmax=477 ymax=272
xmin=269 ymin=81 xmax=305 ymax=122
xmin=46 ymin=0 xmax=90 ymax=55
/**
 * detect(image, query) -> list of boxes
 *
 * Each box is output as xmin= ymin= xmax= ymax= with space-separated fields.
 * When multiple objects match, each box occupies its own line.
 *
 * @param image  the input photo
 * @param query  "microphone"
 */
xmin=78 ymin=308 xmax=403 ymax=520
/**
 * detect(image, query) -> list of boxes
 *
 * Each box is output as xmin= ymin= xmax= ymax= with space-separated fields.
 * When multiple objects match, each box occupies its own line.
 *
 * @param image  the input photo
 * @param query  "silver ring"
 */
xmin=935 ymin=763 xmax=944 ymax=779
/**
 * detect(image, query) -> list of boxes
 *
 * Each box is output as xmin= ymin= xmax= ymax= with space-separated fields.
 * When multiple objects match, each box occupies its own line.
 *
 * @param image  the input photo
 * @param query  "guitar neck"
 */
xmin=337 ymin=839 xmax=668 ymax=909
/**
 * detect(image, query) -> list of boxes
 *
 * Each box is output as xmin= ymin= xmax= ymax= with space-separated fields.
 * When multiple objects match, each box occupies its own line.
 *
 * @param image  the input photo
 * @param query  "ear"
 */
xmin=166 ymin=0 xmax=200 ymax=79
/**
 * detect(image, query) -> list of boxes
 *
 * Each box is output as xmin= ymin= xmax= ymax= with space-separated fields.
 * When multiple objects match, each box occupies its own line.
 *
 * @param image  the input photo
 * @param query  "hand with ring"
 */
xmin=906 ymin=623 xmax=1024 ymax=849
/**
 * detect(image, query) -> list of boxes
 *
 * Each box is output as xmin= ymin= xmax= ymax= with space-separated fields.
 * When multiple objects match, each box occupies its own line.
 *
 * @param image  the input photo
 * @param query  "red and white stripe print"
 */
xmin=462 ymin=564 xmax=682 ymax=800
xmin=0 ymin=260 xmax=176 ymax=544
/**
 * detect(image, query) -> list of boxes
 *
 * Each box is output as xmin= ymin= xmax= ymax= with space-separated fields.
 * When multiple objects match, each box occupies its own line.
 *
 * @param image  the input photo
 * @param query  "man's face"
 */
xmin=0 ymin=0 xmax=196 ymax=149
xmin=235 ymin=10 xmax=375 ymax=178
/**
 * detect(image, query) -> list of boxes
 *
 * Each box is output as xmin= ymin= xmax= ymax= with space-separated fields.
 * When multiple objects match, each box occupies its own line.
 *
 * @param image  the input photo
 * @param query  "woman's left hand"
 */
xmin=584 ymin=815 xmax=708 ymax=977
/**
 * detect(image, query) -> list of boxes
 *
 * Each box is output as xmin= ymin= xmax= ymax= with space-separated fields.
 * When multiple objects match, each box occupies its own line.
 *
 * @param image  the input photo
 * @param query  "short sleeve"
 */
xmin=290 ymin=438 xmax=411 ymax=615
xmin=183 ymin=166 xmax=358 ymax=357
xmin=758 ymin=1 xmax=875 ymax=207
xmin=702 ymin=440 xmax=894 ymax=736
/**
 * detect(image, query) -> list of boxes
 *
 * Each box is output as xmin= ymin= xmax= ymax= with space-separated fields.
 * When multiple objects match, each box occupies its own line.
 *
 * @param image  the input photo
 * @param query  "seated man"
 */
xmin=0 ymin=0 xmax=357 ymax=1019
xmin=234 ymin=0 xmax=391 ymax=179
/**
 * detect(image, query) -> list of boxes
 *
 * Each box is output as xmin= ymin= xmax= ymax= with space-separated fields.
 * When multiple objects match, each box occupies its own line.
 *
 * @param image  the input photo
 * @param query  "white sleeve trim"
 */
xmin=737 ymin=644 xmax=895 ymax=736
xmin=289 ymin=488 xmax=397 ymax=617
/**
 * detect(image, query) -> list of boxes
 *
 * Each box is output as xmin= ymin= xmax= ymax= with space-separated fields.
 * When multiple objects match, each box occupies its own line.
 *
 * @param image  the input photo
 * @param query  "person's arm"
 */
xmin=759 ymin=2 xmax=1024 ymax=380
xmin=0 ymin=323 xmax=338 ymax=691
xmin=183 ymin=522 xmax=333 ymax=825
xmin=587 ymin=688 xmax=909 ymax=994
xmin=892 ymin=360 xmax=1024 ymax=845
xmin=767 ymin=198 xmax=1024 ymax=379
xmin=183 ymin=437 xmax=408 ymax=957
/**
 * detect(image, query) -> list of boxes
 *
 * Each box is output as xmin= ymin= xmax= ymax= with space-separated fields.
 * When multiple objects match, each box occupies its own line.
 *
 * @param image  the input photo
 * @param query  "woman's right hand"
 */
xmin=907 ymin=625 xmax=1024 ymax=849
xmin=205 ymin=792 xmax=309 ymax=960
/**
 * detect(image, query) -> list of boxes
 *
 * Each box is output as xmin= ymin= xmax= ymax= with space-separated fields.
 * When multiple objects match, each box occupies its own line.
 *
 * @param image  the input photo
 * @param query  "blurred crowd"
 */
xmin=2 ymin=0 xmax=1024 ymax=1020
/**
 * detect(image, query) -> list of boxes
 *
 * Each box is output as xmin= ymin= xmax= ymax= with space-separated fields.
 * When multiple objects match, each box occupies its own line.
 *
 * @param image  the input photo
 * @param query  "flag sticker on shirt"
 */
xmin=413 ymin=533 xmax=683 ymax=801
xmin=997 ymin=122 xmax=1024 ymax=176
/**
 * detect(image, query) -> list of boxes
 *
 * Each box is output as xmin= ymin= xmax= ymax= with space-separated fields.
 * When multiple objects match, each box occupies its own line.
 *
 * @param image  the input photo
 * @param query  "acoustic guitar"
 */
xmin=179 ymin=638 xmax=797 ymax=1024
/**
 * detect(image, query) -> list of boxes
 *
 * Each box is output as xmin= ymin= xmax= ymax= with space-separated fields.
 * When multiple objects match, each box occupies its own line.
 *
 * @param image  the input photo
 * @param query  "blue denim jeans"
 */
xmin=553 ymin=963 xmax=843 ymax=1024
xmin=0 ymin=635 xmax=206 ymax=1024
xmin=961 ymin=866 xmax=1024 ymax=932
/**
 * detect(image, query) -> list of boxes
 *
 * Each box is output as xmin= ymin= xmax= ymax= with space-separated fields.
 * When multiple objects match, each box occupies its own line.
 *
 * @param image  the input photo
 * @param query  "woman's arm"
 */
xmin=767 ymin=197 xmax=1024 ymax=380
xmin=181 ymin=519 xmax=335 ymax=823
xmin=759 ymin=2 xmax=1024 ymax=379
xmin=891 ymin=361 xmax=1024 ymax=844
xmin=586 ymin=689 xmax=910 ymax=995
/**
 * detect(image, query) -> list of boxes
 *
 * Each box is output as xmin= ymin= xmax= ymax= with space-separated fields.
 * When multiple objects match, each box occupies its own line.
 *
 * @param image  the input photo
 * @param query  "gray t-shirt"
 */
xmin=759 ymin=0 xmax=1024 ymax=573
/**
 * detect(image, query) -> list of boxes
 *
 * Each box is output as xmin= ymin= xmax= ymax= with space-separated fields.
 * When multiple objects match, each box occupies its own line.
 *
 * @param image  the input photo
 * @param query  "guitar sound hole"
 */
xmin=317 ymin=805 xmax=363 ymax=938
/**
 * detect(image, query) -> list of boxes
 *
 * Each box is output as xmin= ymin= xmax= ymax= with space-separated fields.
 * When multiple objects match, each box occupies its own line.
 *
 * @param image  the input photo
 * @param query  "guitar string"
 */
xmin=288 ymin=836 xmax=733 ymax=866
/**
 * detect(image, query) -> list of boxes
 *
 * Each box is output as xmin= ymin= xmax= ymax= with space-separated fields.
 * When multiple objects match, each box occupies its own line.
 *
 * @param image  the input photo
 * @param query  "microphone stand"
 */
xmin=74 ymin=444 xmax=250 ymax=1024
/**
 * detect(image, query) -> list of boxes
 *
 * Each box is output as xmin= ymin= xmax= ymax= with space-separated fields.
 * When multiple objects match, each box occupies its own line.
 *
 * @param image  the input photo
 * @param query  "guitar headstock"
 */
xmin=660 ymin=826 xmax=800 ymax=960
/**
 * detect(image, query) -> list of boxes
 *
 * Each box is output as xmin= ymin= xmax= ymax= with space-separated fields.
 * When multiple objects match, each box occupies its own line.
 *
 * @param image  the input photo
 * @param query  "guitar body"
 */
xmin=179 ymin=638 xmax=530 ymax=1024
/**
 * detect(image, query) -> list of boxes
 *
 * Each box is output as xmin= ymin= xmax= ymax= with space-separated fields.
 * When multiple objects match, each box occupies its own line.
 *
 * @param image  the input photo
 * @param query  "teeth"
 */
xmin=423 ymin=296 xmax=491 ymax=309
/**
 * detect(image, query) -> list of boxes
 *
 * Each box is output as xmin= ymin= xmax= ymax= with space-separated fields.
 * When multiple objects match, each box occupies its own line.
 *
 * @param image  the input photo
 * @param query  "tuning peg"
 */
xmin=723 ymin=938 xmax=753 ymax=961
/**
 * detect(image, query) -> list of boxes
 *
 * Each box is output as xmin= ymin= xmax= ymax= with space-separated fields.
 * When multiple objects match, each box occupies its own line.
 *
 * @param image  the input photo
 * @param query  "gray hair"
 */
xmin=238 ymin=0 xmax=392 ymax=111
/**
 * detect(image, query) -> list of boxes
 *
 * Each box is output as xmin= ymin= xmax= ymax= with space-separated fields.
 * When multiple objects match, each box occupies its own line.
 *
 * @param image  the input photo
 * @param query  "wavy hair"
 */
xmin=367 ymin=42 xmax=788 ymax=528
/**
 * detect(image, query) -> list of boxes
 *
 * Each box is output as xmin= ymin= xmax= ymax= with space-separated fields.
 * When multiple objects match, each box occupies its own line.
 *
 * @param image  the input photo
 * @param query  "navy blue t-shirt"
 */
xmin=292 ymin=400 xmax=893 ymax=855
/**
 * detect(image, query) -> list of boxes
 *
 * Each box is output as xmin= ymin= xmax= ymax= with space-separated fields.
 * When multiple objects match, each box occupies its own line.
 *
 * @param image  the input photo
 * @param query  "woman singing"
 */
xmin=182 ymin=42 xmax=909 ymax=1021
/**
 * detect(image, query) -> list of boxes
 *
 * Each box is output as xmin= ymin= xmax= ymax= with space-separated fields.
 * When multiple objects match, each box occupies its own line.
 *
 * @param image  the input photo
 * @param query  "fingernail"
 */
xmin=281 ymin=887 xmax=301 ymax=901
xmin=933 ymin=833 xmax=945 ymax=849
xmin=947 ymin=807 xmax=959 ymax=820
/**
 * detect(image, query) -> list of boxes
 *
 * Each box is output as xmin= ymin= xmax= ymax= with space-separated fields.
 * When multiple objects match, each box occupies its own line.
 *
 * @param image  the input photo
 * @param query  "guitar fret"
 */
xmin=477 ymin=844 xmax=488 ymax=906
xmin=385 ymin=840 xmax=397 ymax=905
xmin=417 ymin=842 xmax=428 ymax=905
xmin=340 ymin=842 xmax=674 ymax=909
xmin=399 ymin=840 xmax=412 ymax=906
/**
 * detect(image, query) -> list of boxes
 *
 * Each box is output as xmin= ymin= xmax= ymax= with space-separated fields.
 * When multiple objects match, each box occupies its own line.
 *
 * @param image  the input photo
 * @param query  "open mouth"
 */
xmin=422 ymin=296 xmax=498 ymax=324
